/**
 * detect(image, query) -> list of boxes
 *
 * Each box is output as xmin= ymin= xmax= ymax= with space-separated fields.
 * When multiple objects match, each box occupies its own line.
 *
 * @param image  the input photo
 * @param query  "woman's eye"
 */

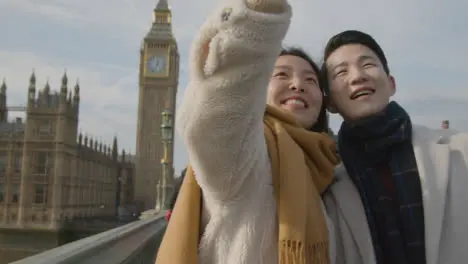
xmin=274 ymin=72 xmax=287 ymax=78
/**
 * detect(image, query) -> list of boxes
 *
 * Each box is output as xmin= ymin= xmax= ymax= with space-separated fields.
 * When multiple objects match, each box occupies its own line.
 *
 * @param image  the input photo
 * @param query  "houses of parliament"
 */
xmin=0 ymin=73 xmax=135 ymax=262
xmin=0 ymin=0 xmax=179 ymax=262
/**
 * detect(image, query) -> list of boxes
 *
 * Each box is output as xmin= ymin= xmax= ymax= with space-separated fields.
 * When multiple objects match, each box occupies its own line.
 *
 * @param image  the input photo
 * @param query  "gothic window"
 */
xmin=39 ymin=93 xmax=48 ymax=106
xmin=38 ymin=122 xmax=51 ymax=135
xmin=35 ymin=152 xmax=49 ymax=174
xmin=49 ymin=94 xmax=59 ymax=107
xmin=0 ymin=184 xmax=4 ymax=203
xmin=11 ymin=184 xmax=19 ymax=203
xmin=14 ymin=155 xmax=21 ymax=172
xmin=147 ymin=42 xmax=168 ymax=49
xmin=33 ymin=184 xmax=47 ymax=204
xmin=0 ymin=154 xmax=6 ymax=176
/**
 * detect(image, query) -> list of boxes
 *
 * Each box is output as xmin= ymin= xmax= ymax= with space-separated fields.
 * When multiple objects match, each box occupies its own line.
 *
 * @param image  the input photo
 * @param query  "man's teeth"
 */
xmin=353 ymin=90 xmax=373 ymax=98
xmin=284 ymin=99 xmax=305 ymax=107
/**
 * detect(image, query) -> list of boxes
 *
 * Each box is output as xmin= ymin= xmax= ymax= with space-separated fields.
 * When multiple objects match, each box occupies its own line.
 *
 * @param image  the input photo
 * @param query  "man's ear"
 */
xmin=325 ymin=96 xmax=338 ymax=113
xmin=388 ymin=75 xmax=396 ymax=96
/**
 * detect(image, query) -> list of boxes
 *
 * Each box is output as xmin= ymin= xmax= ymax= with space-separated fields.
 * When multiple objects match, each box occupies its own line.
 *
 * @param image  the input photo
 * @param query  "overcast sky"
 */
xmin=1 ymin=0 xmax=467 ymax=172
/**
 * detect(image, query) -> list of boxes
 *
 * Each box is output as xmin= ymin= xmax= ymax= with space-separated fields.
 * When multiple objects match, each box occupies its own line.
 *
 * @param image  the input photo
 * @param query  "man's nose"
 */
xmin=349 ymin=67 xmax=368 ymax=85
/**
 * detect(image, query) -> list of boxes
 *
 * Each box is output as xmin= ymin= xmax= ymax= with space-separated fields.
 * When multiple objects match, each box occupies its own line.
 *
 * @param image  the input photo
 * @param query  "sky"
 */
xmin=1 ymin=0 xmax=467 ymax=172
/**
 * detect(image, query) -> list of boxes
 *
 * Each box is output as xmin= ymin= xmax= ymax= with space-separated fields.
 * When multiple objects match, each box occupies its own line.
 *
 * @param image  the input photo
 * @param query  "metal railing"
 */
xmin=11 ymin=213 xmax=167 ymax=264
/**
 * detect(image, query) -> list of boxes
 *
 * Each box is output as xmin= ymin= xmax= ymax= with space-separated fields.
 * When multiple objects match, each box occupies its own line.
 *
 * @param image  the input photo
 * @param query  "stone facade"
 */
xmin=134 ymin=0 xmax=179 ymax=212
xmin=0 ymin=73 xmax=134 ymax=263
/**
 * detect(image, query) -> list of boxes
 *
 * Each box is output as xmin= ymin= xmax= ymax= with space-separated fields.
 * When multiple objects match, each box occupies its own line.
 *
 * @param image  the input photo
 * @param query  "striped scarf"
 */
xmin=338 ymin=101 xmax=426 ymax=264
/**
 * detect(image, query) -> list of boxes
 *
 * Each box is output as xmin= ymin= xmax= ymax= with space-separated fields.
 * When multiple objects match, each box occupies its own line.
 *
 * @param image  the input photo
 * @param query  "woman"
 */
xmin=156 ymin=0 xmax=339 ymax=263
xmin=164 ymin=46 xmax=329 ymax=223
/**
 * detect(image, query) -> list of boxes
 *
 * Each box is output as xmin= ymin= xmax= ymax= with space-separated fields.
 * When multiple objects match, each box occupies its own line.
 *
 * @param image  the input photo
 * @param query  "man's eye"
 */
xmin=334 ymin=70 xmax=347 ymax=77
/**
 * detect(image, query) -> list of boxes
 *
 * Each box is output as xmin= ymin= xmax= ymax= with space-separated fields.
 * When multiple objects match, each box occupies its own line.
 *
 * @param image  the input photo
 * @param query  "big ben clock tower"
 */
xmin=135 ymin=0 xmax=179 ymax=212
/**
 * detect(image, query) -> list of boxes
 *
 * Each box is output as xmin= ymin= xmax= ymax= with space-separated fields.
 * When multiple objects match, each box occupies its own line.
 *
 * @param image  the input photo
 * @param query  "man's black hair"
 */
xmin=320 ymin=30 xmax=390 ymax=93
xmin=279 ymin=47 xmax=329 ymax=133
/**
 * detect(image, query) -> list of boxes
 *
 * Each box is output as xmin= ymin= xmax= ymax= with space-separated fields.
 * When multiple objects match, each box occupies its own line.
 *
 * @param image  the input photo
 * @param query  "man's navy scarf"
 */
xmin=338 ymin=101 xmax=426 ymax=264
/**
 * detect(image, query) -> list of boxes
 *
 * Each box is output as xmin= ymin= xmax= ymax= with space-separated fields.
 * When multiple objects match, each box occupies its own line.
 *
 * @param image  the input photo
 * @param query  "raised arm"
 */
xmin=176 ymin=0 xmax=291 ymax=202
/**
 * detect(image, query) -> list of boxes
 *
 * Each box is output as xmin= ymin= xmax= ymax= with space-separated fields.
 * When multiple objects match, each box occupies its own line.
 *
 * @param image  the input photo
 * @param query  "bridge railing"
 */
xmin=11 ymin=213 xmax=167 ymax=264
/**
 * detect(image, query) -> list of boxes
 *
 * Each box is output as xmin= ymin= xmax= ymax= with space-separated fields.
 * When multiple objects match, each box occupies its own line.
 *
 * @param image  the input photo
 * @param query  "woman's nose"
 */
xmin=289 ymin=81 xmax=306 ymax=93
xmin=290 ymin=86 xmax=305 ymax=92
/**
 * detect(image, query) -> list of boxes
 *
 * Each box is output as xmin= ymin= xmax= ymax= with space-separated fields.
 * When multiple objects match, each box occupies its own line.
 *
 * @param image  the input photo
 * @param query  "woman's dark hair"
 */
xmin=278 ymin=47 xmax=329 ymax=133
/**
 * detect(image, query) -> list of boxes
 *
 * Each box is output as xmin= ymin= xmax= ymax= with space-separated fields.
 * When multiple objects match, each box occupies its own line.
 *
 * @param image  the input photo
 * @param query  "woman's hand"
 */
xmin=245 ymin=0 xmax=287 ymax=14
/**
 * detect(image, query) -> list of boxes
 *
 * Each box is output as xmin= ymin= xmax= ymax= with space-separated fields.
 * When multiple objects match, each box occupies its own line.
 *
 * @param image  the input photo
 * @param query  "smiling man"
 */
xmin=322 ymin=30 xmax=468 ymax=264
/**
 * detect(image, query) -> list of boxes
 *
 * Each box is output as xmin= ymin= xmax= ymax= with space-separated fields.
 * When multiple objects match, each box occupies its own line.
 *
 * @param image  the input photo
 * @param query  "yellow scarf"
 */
xmin=155 ymin=105 xmax=340 ymax=264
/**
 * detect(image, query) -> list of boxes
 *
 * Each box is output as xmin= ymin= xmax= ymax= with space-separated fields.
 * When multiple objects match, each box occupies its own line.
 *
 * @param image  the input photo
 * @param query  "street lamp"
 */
xmin=159 ymin=108 xmax=173 ymax=211
xmin=161 ymin=109 xmax=173 ymax=142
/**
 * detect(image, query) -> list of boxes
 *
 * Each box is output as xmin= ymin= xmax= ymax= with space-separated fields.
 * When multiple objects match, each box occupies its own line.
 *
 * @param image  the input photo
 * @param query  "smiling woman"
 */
xmin=268 ymin=47 xmax=328 ymax=132
xmin=156 ymin=0 xmax=340 ymax=264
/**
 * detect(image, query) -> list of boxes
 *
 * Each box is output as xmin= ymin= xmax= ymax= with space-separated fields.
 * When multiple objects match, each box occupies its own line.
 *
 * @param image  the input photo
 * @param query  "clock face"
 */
xmin=147 ymin=55 xmax=166 ymax=74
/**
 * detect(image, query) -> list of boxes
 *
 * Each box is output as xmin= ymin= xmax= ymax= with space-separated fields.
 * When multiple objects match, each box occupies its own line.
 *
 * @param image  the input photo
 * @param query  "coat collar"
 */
xmin=332 ymin=163 xmax=375 ymax=262
xmin=331 ymin=125 xmax=450 ymax=264
xmin=412 ymin=125 xmax=450 ymax=264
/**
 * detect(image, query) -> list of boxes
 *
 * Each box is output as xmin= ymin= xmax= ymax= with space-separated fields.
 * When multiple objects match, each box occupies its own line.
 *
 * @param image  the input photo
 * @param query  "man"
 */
xmin=442 ymin=120 xmax=450 ymax=129
xmin=321 ymin=30 xmax=468 ymax=264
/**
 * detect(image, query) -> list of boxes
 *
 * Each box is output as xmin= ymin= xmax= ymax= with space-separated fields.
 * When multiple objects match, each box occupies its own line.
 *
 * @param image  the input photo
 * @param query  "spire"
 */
xmin=28 ymin=69 xmax=36 ymax=101
xmin=29 ymin=69 xmax=36 ymax=85
xmin=121 ymin=149 xmax=126 ymax=162
xmin=0 ymin=78 xmax=7 ymax=122
xmin=112 ymin=135 xmax=118 ymax=159
xmin=62 ymin=70 xmax=68 ymax=84
xmin=74 ymin=79 xmax=80 ymax=99
xmin=29 ymin=69 xmax=36 ymax=91
xmin=112 ymin=136 xmax=118 ymax=151
xmin=147 ymin=0 xmax=173 ymax=40
xmin=1 ymin=78 xmax=6 ymax=94
xmin=44 ymin=78 xmax=50 ymax=93
xmin=61 ymin=70 xmax=68 ymax=93
xmin=155 ymin=0 xmax=169 ymax=10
